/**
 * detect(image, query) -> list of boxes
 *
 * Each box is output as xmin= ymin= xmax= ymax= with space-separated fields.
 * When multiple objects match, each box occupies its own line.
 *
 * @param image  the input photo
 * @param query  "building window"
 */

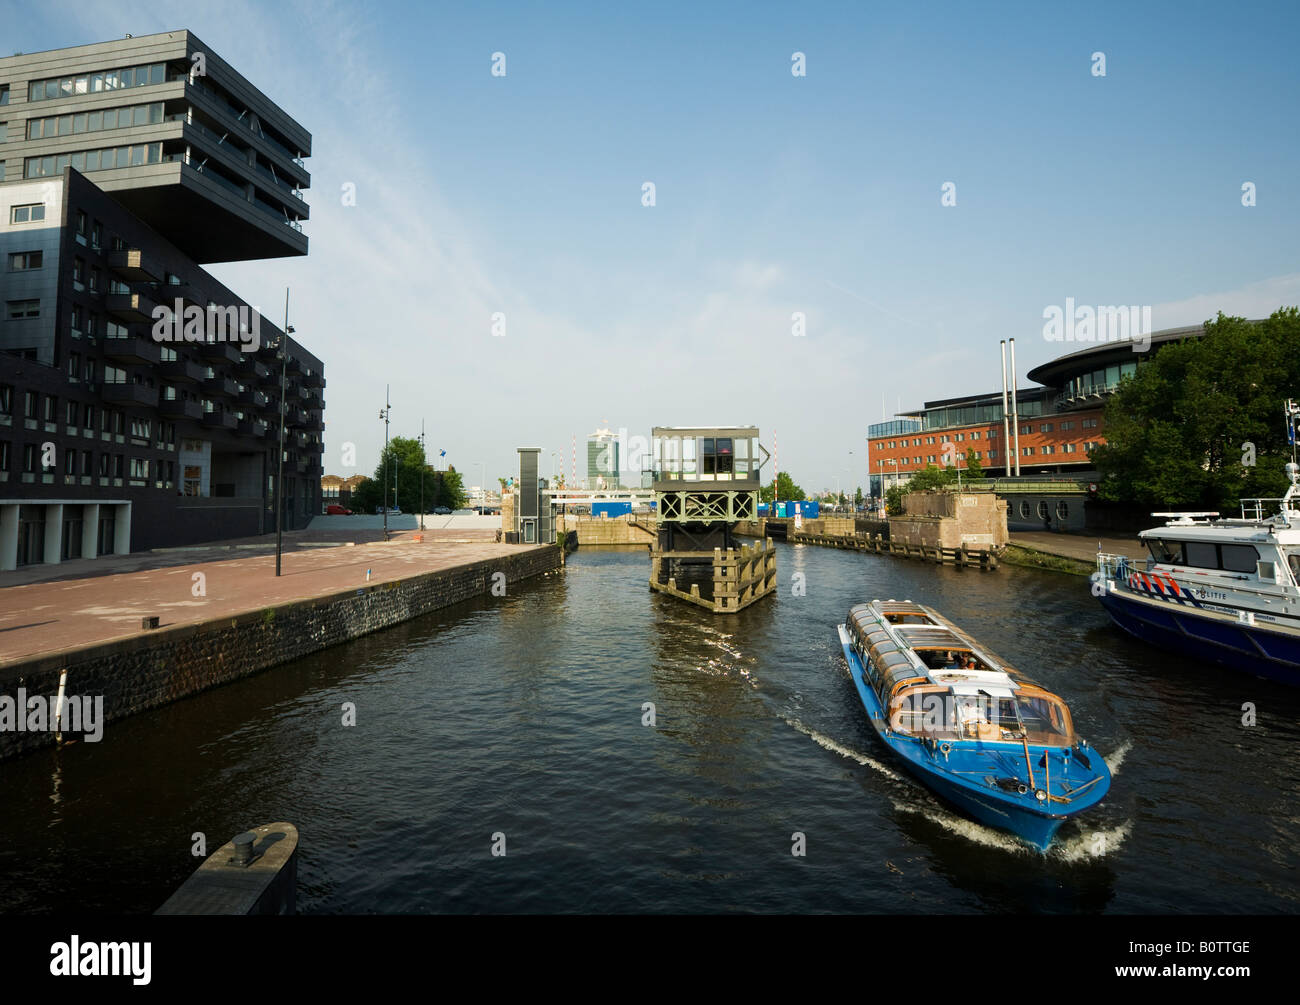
xmin=1062 ymin=443 xmax=1076 ymax=454
xmin=129 ymin=457 xmax=149 ymax=480
xmin=66 ymin=400 xmax=80 ymax=425
xmin=0 ymin=84 xmax=8 ymax=105
xmin=6 ymin=299 xmax=40 ymax=319
xmin=76 ymin=211 xmax=88 ymax=243
xmin=27 ymin=102 xmax=164 ymax=141
xmin=7 ymin=252 xmax=42 ymax=271
xmin=1040 ymin=423 xmax=1053 ymax=432
xmin=1059 ymin=421 xmax=1074 ymax=431
xmin=9 ymin=204 xmax=46 ymax=224
xmin=970 ymin=431 xmax=980 ymax=440
xmin=1022 ymin=446 xmax=1034 ymax=456
xmin=81 ymin=450 xmax=93 ymax=475
xmin=0 ymin=442 xmax=9 ymax=472
xmin=1042 ymin=445 xmax=1054 ymax=455
xmin=25 ymin=142 xmax=165 ymax=179
xmin=183 ymin=465 xmax=202 ymax=496
xmin=27 ymin=64 xmax=166 ymax=103
xmin=67 ymin=354 xmax=81 ymax=383
xmin=1082 ymin=418 xmax=1099 ymax=429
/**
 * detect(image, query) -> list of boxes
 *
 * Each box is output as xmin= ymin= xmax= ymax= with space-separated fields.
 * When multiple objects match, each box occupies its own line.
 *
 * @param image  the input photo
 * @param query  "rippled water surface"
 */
xmin=2 ymin=543 xmax=1297 ymax=913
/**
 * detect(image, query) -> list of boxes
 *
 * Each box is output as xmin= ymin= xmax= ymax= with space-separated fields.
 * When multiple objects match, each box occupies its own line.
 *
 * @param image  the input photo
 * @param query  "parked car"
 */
xmin=452 ymin=508 xmax=475 ymax=515
xmin=373 ymin=505 xmax=403 ymax=515
xmin=434 ymin=506 xmax=451 ymax=515
xmin=325 ymin=504 xmax=353 ymax=515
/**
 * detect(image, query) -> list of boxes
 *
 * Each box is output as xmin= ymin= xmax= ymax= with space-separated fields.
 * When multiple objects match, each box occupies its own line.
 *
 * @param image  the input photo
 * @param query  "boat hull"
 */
xmin=839 ymin=628 xmax=1103 ymax=852
xmin=1099 ymin=589 xmax=1300 ymax=687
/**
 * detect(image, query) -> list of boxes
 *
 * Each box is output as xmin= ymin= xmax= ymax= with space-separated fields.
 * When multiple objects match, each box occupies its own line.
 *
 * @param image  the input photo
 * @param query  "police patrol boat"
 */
xmin=1095 ymin=401 xmax=1300 ymax=687
xmin=837 ymin=600 xmax=1111 ymax=851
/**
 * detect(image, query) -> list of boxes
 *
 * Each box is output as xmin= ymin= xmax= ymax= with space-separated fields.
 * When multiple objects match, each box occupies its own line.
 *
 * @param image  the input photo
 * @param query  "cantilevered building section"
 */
xmin=0 ymin=31 xmax=309 ymax=263
xmin=0 ymin=32 xmax=319 ymax=570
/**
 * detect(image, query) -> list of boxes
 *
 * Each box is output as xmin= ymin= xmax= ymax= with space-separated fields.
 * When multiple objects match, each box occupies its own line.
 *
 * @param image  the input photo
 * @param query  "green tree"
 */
xmin=854 ymin=486 xmax=864 ymax=507
xmin=1091 ymin=309 xmax=1300 ymax=508
xmin=349 ymin=437 xmax=467 ymax=513
xmin=760 ymin=471 xmax=806 ymax=503
xmin=885 ymin=463 xmax=961 ymax=515
xmin=963 ymin=447 xmax=986 ymax=481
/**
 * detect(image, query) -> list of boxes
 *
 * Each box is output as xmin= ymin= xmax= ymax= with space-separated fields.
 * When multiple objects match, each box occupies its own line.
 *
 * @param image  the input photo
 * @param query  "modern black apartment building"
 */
xmin=0 ymin=30 xmax=321 ymax=570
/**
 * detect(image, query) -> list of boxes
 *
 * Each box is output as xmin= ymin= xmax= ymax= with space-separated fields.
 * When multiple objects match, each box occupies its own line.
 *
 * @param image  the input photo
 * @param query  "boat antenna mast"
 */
xmin=1283 ymin=399 xmax=1300 ymax=519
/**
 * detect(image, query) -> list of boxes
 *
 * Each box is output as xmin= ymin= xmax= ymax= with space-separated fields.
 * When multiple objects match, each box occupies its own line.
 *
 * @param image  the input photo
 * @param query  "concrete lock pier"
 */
xmin=157 ymin=823 xmax=299 ymax=915
xmin=648 ymin=426 xmax=776 ymax=613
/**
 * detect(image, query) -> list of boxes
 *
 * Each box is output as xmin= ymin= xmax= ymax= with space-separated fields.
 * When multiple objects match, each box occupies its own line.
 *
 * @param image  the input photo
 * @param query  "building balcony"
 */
xmin=202 ymin=374 xmax=240 ymax=398
xmin=159 ymin=357 xmax=204 ymax=383
xmin=201 ymin=409 xmax=238 ymax=430
xmin=107 ymin=248 xmax=161 ymax=284
xmin=103 ymin=381 xmax=160 ymax=407
xmin=284 ymin=380 xmax=302 ymax=400
xmin=239 ymin=387 xmax=269 ymax=409
xmin=103 ymin=334 xmax=163 ymax=366
xmin=160 ymin=396 xmax=204 ymax=420
xmin=238 ymin=416 xmax=269 ymax=437
xmin=234 ymin=355 xmax=271 ymax=381
xmin=301 ymin=369 xmax=323 ymax=388
xmin=195 ymin=339 xmax=242 ymax=364
xmin=286 ymin=355 xmax=304 ymax=375
xmin=288 ymin=407 xmax=311 ymax=428
xmin=106 ymin=291 xmax=159 ymax=324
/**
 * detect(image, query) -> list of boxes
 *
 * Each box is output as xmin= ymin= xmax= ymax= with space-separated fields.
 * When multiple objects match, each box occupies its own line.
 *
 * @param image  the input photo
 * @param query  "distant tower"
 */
xmin=649 ymin=426 xmax=775 ymax=613
xmin=586 ymin=427 xmax=622 ymax=489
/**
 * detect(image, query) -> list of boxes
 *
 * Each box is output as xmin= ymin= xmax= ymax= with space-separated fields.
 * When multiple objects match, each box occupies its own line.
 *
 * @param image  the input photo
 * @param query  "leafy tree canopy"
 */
xmin=760 ymin=471 xmax=806 ymax=503
xmin=1091 ymin=309 xmax=1300 ymax=508
xmin=349 ymin=436 xmax=466 ymax=513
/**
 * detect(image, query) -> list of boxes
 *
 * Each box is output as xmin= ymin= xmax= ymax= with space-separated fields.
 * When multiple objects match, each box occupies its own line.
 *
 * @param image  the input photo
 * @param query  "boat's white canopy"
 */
xmin=927 ymin=668 xmax=1019 ymax=695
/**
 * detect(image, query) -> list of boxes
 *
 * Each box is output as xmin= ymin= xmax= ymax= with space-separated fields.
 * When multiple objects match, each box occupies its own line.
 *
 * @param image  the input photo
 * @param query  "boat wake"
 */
xmin=784 ymin=717 xmax=1134 ymax=859
xmin=888 ymin=799 xmax=1031 ymax=854
xmin=1104 ymin=739 xmax=1133 ymax=776
xmin=783 ymin=718 xmax=903 ymax=781
xmin=1049 ymin=818 xmax=1134 ymax=863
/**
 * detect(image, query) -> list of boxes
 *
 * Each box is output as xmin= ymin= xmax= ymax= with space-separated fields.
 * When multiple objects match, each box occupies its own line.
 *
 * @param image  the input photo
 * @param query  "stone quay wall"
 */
xmin=0 ymin=545 xmax=561 ymax=761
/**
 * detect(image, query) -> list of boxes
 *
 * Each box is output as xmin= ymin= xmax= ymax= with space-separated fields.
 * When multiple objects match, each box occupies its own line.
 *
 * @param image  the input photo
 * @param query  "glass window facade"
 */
xmin=24 ymin=141 xmax=163 ymax=177
xmin=26 ymin=102 xmax=163 ymax=140
xmin=27 ymin=64 xmax=166 ymax=102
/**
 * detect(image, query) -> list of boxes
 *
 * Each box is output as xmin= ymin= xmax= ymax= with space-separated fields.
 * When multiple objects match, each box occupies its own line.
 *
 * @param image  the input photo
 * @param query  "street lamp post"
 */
xmin=379 ymin=385 xmax=391 ymax=541
xmin=274 ymin=288 xmax=293 ymax=577
xmin=418 ymin=419 xmax=426 ymax=531
xmin=478 ymin=461 xmax=486 ymax=515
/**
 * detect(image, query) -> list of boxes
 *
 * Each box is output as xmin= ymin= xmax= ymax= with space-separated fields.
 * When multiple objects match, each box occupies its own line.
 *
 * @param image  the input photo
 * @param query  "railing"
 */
xmin=1240 ymin=497 xmax=1297 ymax=521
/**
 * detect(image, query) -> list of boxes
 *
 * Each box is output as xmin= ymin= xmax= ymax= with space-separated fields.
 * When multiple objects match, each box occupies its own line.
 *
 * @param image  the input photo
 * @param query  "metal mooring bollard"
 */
xmin=142 ymin=616 xmax=160 ymax=630
xmin=231 ymin=832 xmax=256 ymax=866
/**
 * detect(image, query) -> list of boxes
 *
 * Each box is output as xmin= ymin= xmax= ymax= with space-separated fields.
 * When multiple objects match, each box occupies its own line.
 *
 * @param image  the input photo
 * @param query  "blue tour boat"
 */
xmin=837 ymin=600 xmax=1111 ymax=851
xmin=1095 ymin=401 xmax=1300 ymax=687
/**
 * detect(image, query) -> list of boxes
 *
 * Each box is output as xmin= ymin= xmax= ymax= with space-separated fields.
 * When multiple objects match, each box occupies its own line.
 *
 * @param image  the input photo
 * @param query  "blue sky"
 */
xmin=10 ymin=0 xmax=1300 ymax=492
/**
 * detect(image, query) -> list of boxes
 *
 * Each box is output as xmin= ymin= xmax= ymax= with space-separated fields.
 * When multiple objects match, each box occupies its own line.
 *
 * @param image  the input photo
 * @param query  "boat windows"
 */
xmin=1158 ymin=540 xmax=1261 ymax=573
xmin=1013 ymin=694 xmax=1073 ymax=745
xmin=1285 ymin=550 xmax=1300 ymax=582
xmin=1220 ymin=544 xmax=1261 ymax=573
xmin=1147 ymin=538 xmax=1184 ymax=564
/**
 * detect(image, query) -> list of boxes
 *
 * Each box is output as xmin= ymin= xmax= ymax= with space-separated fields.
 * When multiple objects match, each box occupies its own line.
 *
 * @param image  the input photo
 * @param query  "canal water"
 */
xmin=2 ymin=542 xmax=1297 ymax=913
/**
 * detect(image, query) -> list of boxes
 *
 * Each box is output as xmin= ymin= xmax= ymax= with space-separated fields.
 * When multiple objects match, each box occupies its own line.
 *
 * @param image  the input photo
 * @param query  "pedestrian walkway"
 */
xmin=0 ymin=538 xmax=537 ymax=665
xmin=1010 ymin=530 xmax=1146 ymax=563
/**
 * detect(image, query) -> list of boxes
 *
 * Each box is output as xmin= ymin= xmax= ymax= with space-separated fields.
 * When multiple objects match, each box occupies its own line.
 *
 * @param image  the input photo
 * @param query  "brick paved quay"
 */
xmin=0 ymin=537 xmax=532 ymax=666
xmin=0 ymin=537 xmax=559 ymax=760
